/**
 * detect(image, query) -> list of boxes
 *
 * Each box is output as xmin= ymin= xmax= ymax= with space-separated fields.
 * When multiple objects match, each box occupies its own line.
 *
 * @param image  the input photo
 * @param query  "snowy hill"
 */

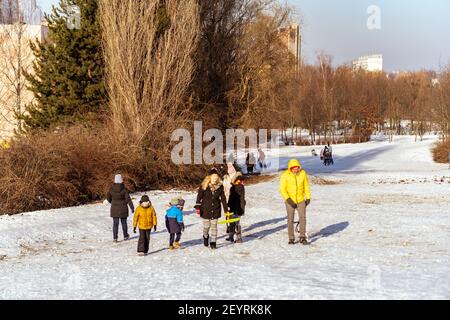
xmin=0 ymin=135 xmax=449 ymax=299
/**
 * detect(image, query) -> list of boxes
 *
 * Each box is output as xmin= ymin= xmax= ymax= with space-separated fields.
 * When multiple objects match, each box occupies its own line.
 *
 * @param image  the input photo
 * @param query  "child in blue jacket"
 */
xmin=165 ymin=197 xmax=185 ymax=250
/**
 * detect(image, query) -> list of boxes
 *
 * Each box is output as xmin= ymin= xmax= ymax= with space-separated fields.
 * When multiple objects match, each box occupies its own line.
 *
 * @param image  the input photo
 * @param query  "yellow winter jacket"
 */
xmin=280 ymin=159 xmax=312 ymax=204
xmin=0 ymin=140 xmax=10 ymax=149
xmin=133 ymin=206 xmax=157 ymax=230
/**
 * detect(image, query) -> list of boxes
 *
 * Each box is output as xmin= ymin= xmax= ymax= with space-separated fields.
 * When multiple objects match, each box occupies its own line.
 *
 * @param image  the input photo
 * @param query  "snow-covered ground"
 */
xmin=0 ymin=135 xmax=449 ymax=299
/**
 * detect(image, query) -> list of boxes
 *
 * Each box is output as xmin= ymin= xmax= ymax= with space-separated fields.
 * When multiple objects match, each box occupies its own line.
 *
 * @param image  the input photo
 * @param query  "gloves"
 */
xmin=179 ymin=222 xmax=185 ymax=232
xmin=287 ymin=198 xmax=297 ymax=209
xmin=154 ymin=226 xmax=157 ymax=232
xmin=305 ymin=199 xmax=311 ymax=207
xmin=133 ymin=227 xmax=137 ymax=234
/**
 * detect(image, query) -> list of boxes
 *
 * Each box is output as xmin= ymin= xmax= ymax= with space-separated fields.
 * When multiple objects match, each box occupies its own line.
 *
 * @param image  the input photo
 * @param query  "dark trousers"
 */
xmin=138 ymin=229 xmax=151 ymax=254
xmin=227 ymin=214 xmax=242 ymax=241
xmin=113 ymin=217 xmax=129 ymax=240
xmin=169 ymin=233 xmax=182 ymax=246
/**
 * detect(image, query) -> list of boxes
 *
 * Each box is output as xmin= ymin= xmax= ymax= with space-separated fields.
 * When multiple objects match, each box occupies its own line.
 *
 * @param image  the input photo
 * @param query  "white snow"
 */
xmin=0 ymin=135 xmax=449 ymax=300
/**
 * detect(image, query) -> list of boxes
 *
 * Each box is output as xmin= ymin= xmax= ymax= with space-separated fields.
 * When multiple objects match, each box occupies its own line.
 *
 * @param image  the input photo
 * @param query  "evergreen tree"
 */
xmin=22 ymin=0 xmax=105 ymax=130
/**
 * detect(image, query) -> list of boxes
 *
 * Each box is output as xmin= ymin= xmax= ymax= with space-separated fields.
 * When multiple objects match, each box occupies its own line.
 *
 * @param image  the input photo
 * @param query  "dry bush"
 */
xmin=0 ymin=127 xmax=111 ymax=214
xmin=433 ymin=140 xmax=450 ymax=164
xmin=309 ymin=176 xmax=341 ymax=185
xmin=244 ymin=174 xmax=278 ymax=186
xmin=0 ymin=126 xmax=207 ymax=215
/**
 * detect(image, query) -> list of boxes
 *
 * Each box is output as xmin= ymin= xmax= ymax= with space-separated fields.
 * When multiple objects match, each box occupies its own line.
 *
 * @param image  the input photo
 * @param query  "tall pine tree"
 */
xmin=22 ymin=0 xmax=105 ymax=130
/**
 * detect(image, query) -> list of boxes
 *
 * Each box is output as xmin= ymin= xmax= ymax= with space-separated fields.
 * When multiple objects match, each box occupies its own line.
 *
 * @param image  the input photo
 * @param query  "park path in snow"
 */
xmin=0 ymin=135 xmax=449 ymax=299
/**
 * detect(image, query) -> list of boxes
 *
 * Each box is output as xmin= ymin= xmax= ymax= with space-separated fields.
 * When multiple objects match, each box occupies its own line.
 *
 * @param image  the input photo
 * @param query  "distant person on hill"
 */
xmin=324 ymin=142 xmax=334 ymax=166
xmin=280 ymin=160 xmax=311 ymax=245
xmin=246 ymin=152 xmax=256 ymax=174
xmin=106 ymin=174 xmax=135 ymax=242
xmin=226 ymin=152 xmax=236 ymax=165
xmin=258 ymin=147 xmax=267 ymax=170
xmin=326 ymin=142 xmax=333 ymax=153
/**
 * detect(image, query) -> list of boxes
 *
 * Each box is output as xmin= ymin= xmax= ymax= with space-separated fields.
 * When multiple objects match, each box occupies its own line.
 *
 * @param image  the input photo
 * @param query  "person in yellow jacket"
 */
xmin=133 ymin=195 xmax=157 ymax=256
xmin=280 ymin=159 xmax=312 ymax=245
xmin=1 ymin=140 xmax=10 ymax=149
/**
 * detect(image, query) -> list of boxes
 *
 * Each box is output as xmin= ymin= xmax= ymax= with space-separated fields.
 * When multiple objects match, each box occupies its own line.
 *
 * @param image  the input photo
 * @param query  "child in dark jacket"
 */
xmin=226 ymin=174 xmax=246 ymax=243
xmin=165 ymin=197 xmax=185 ymax=250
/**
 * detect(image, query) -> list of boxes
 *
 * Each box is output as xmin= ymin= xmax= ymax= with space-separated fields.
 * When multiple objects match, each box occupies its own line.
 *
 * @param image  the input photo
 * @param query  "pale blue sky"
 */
xmin=37 ymin=0 xmax=450 ymax=71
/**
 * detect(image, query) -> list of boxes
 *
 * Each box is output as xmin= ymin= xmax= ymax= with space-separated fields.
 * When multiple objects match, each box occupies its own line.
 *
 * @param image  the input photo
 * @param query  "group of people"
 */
xmin=105 ymin=156 xmax=312 ymax=256
xmin=313 ymin=142 xmax=334 ymax=166
xmin=105 ymin=162 xmax=246 ymax=256
xmin=245 ymin=147 xmax=268 ymax=174
xmin=320 ymin=142 xmax=334 ymax=166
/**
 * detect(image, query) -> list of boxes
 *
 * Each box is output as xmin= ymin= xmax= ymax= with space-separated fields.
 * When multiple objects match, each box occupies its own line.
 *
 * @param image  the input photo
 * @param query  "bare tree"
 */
xmin=100 ymin=0 xmax=199 ymax=144
xmin=226 ymin=3 xmax=295 ymax=130
xmin=0 ymin=0 xmax=38 ymax=138
xmin=433 ymin=67 xmax=450 ymax=141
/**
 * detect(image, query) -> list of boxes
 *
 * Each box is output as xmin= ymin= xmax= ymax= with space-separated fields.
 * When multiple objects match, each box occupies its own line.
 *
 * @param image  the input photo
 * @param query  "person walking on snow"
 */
xmin=280 ymin=160 xmax=312 ymax=245
xmin=246 ymin=152 xmax=256 ymax=174
xmin=106 ymin=174 xmax=135 ymax=242
xmin=133 ymin=195 xmax=157 ymax=256
xmin=195 ymin=171 xmax=228 ymax=249
xmin=258 ymin=147 xmax=267 ymax=169
xmin=223 ymin=163 xmax=239 ymax=201
xmin=325 ymin=142 xmax=333 ymax=154
xmin=223 ymin=163 xmax=246 ymax=243
xmin=165 ymin=198 xmax=185 ymax=250
xmin=322 ymin=142 xmax=334 ymax=166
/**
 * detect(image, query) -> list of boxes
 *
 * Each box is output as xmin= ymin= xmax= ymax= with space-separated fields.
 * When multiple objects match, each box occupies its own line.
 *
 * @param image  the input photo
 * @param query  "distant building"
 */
xmin=0 ymin=20 xmax=48 ymax=140
xmin=1 ymin=0 xmax=43 ymax=25
xmin=279 ymin=24 xmax=301 ymax=70
xmin=352 ymin=54 xmax=383 ymax=72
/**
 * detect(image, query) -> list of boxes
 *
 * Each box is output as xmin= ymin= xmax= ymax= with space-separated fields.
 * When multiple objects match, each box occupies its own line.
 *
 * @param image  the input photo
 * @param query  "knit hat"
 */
xmin=140 ymin=195 xmax=150 ymax=204
xmin=140 ymin=195 xmax=151 ymax=208
xmin=170 ymin=197 xmax=181 ymax=206
xmin=114 ymin=174 xmax=123 ymax=184
xmin=170 ymin=197 xmax=185 ymax=207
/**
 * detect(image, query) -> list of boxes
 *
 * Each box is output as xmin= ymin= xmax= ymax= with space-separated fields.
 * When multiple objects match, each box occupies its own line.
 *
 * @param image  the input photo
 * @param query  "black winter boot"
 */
xmin=210 ymin=242 xmax=217 ymax=249
xmin=203 ymin=236 xmax=209 ymax=247
xmin=226 ymin=234 xmax=235 ymax=243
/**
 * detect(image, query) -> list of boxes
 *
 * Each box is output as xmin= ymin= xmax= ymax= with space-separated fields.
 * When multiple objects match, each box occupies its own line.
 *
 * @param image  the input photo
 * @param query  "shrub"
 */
xmin=0 ymin=126 xmax=206 ymax=215
xmin=433 ymin=139 xmax=450 ymax=164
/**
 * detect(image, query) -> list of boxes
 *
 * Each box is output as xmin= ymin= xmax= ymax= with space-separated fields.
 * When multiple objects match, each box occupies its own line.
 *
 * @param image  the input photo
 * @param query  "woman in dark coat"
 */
xmin=106 ymin=174 xmax=135 ymax=242
xmin=195 ymin=172 xmax=228 ymax=249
